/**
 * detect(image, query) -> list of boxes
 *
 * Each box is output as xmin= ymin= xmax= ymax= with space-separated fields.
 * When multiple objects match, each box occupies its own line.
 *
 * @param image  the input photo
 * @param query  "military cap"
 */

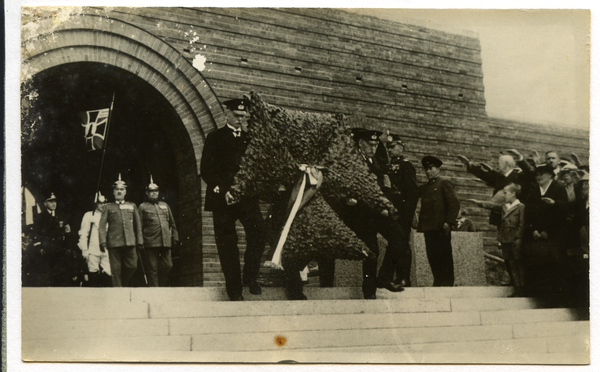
xmin=350 ymin=128 xmax=383 ymax=142
xmin=45 ymin=192 xmax=57 ymax=202
xmin=386 ymin=133 xmax=405 ymax=147
xmin=146 ymin=175 xmax=159 ymax=191
xmin=223 ymin=98 xmax=247 ymax=113
xmin=534 ymin=164 xmax=555 ymax=177
xmin=421 ymin=155 xmax=443 ymax=168
xmin=113 ymin=173 xmax=127 ymax=188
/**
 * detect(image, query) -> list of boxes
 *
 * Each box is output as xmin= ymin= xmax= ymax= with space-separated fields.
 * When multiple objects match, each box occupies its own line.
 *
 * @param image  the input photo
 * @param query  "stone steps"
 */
xmin=21 ymin=287 xmax=589 ymax=363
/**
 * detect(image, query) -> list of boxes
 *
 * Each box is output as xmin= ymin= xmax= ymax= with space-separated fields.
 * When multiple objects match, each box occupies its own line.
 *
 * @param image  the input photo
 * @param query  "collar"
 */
xmin=505 ymin=199 xmax=521 ymax=210
xmin=226 ymin=123 xmax=242 ymax=132
xmin=47 ymin=209 xmax=55 ymax=216
xmin=539 ymin=180 xmax=552 ymax=196
xmin=115 ymin=200 xmax=126 ymax=205
xmin=504 ymin=169 xmax=514 ymax=178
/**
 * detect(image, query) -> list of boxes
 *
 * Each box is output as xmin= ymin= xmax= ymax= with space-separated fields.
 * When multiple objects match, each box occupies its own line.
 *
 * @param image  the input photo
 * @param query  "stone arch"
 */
xmin=21 ymin=13 xmax=222 ymax=286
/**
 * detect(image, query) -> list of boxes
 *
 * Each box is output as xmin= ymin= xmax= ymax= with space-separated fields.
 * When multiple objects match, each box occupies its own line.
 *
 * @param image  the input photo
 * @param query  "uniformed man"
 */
xmin=78 ymin=192 xmax=112 ymax=287
xmin=320 ymin=128 xmax=406 ymax=299
xmin=138 ymin=176 xmax=179 ymax=287
xmin=200 ymin=98 xmax=266 ymax=301
xmin=32 ymin=192 xmax=72 ymax=286
xmin=385 ymin=133 xmax=418 ymax=287
xmin=418 ymin=156 xmax=461 ymax=286
xmin=99 ymin=174 xmax=143 ymax=287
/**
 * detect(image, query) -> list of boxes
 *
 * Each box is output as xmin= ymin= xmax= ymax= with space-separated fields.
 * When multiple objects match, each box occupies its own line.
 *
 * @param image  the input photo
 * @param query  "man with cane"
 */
xmin=99 ymin=174 xmax=144 ymax=287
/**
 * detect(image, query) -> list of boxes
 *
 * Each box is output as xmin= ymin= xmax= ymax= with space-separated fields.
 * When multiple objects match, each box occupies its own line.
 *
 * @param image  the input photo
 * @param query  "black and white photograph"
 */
xmin=7 ymin=1 xmax=594 ymax=369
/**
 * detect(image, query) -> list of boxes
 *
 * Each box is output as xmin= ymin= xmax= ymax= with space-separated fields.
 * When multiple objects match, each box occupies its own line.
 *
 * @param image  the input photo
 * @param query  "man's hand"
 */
xmin=541 ymin=197 xmax=555 ymax=205
xmin=443 ymin=222 xmax=451 ymax=236
xmin=533 ymin=230 xmax=541 ymax=240
xmin=380 ymin=210 xmax=389 ymax=217
xmin=530 ymin=150 xmax=541 ymax=166
xmin=225 ymin=191 xmax=237 ymax=205
xmin=137 ymin=244 xmax=144 ymax=251
xmin=345 ymin=198 xmax=357 ymax=206
xmin=82 ymin=250 xmax=90 ymax=258
xmin=505 ymin=149 xmax=524 ymax=162
xmin=570 ymin=153 xmax=582 ymax=167
xmin=213 ymin=185 xmax=220 ymax=194
xmin=100 ymin=243 xmax=106 ymax=253
xmin=539 ymin=231 xmax=548 ymax=240
xmin=40 ymin=248 xmax=46 ymax=256
xmin=457 ymin=155 xmax=471 ymax=167
xmin=172 ymin=239 xmax=179 ymax=251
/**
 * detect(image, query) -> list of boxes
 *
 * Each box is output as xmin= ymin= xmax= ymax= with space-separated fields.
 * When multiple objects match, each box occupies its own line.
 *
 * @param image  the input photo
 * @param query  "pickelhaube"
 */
xmin=113 ymin=173 xmax=127 ymax=188
xmin=146 ymin=175 xmax=159 ymax=191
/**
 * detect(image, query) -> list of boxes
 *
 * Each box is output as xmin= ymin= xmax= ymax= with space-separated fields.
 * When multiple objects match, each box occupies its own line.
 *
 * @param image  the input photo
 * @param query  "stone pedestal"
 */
xmin=333 ymin=231 xmax=486 ymax=287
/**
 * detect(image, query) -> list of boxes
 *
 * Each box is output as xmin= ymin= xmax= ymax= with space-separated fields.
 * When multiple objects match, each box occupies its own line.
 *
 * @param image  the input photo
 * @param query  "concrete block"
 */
xmin=22 ymin=288 xmax=131 ymax=306
xmin=480 ymin=308 xmax=581 ymax=325
xmin=191 ymin=324 xmax=514 ymax=351
xmin=412 ymin=231 xmax=486 ymax=287
xmin=22 ymin=318 xmax=169 ymax=340
xmin=23 ymin=301 xmax=149 ymax=321
xmin=546 ymin=335 xmax=590 ymax=354
xmin=450 ymin=297 xmax=540 ymax=312
xmin=423 ymin=286 xmax=512 ymax=299
xmin=513 ymin=321 xmax=590 ymax=339
xmin=170 ymin=311 xmax=480 ymax=335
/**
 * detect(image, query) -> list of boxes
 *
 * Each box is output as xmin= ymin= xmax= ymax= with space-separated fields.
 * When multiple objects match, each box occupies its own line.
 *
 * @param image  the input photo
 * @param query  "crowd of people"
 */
xmin=22 ymin=176 xmax=179 ymax=288
xmin=23 ymin=95 xmax=589 ymax=309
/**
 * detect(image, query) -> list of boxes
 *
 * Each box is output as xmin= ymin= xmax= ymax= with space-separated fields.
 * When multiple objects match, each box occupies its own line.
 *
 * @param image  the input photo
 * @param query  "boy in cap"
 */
xmin=418 ymin=156 xmax=461 ymax=286
xmin=385 ymin=133 xmax=418 ymax=286
xmin=78 ymin=192 xmax=112 ymax=287
xmin=32 ymin=192 xmax=72 ymax=286
xmin=201 ymin=98 xmax=266 ymax=301
xmin=139 ymin=176 xmax=179 ymax=287
xmin=99 ymin=174 xmax=144 ymax=287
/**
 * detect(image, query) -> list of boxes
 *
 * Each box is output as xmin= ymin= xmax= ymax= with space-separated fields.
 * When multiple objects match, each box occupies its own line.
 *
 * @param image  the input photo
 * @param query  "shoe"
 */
xmin=230 ymin=295 xmax=244 ymax=301
xmin=364 ymin=294 xmax=377 ymax=300
xmin=378 ymin=281 xmax=405 ymax=292
xmin=247 ymin=281 xmax=262 ymax=295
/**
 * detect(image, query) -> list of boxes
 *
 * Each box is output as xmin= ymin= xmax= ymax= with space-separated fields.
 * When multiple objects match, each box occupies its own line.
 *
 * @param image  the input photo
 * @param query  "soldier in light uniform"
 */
xmin=99 ymin=174 xmax=143 ymax=287
xmin=139 ymin=176 xmax=179 ymax=287
xmin=78 ymin=192 xmax=112 ymax=287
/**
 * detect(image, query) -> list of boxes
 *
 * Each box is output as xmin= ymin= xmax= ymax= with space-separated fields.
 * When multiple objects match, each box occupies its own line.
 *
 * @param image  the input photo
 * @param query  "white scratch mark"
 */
xmin=192 ymin=54 xmax=207 ymax=72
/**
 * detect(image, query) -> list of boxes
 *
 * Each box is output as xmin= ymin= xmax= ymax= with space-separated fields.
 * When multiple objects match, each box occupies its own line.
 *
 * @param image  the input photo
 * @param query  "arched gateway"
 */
xmin=21 ymin=13 xmax=224 ymax=286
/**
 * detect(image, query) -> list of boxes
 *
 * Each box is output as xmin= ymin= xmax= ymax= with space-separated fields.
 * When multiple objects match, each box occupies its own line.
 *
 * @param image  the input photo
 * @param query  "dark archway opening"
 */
xmin=22 ymin=62 xmax=196 ymax=286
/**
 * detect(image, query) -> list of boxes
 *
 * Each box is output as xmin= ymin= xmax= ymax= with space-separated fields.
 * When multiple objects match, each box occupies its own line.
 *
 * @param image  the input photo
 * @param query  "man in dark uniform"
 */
xmin=201 ymin=98 xmax=266 ymax=301
xmin=139 ymin=176 xmax=179 ymax=287
xmin=320 ymin=128 xmax=406 ymax=299
xmin=32 ymin=193 xmax=72 ymax=286
xmin=385 ymin=133 xmax=419 ymax=287
xmin=99 ymin=174 xmax=144 ymax=287
xmin=418 ymin=156 xmax=461 ymax=287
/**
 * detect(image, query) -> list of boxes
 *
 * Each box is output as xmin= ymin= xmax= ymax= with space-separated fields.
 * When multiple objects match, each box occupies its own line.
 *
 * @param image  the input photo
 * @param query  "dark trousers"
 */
xmin=142 ymin=247 xmax=173 ymax=287
xmin=212 ymin=202 xmax=266 ymax=299
xmin=108 ymin=247 xmax=137 ymax=287
xmin=394 ymin=224 xmax=413 ymax=285
xmin=424 ymin=231 xmax=455 ymax=286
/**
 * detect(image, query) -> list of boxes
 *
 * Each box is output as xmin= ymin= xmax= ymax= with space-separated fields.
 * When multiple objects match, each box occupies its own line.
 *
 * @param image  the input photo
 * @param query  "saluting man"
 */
xmin=139 ymin=176 xmax=179 ymax=287
xmin=201 ymin=98 xmax=266 ymax=301
xmin=418 ymin=156 xmax=461 ymax=287
xmin=99 ymin=174 xmax=143 ymax=287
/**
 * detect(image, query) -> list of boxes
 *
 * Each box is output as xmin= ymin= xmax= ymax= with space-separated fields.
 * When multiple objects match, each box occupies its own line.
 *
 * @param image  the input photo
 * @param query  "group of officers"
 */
xmin=25 ymin=175 xmax=179 ymax=288
xmin=201 ymin=98 xmax=461 ymax=301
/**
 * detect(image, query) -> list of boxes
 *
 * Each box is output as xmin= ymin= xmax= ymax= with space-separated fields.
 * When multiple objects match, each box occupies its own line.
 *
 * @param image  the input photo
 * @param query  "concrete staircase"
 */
xmin=22 ymin=286 xmax=588 ymax=364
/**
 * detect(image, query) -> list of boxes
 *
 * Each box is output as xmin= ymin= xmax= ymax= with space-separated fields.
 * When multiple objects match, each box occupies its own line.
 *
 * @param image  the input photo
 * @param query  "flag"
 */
xmin=80 ymin=108 xmax=110 ymax=151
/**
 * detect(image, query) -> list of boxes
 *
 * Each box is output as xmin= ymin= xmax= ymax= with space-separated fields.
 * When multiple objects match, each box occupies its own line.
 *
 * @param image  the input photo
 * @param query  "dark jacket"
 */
xmin=200 ymin=125 xmax=248 ymax=212
xmin=33 ymin=209 xmax=69 ymax=255
xmin=99 ymin=201 xmax=143 ymax=248
xmin=479 ymin=201 xmax=525 ymax=243
xmin=417 ymin=177 xmax=461 ymax=232
xmin=387 ymin=156 xmax=419 ymax=228
xmin=524 ymin=180 xmax=568 ymax=241
xmin=139 ymin=201 xmax=179 ymax=248
xmin=467 ymin=159 xmax=534 ymax=226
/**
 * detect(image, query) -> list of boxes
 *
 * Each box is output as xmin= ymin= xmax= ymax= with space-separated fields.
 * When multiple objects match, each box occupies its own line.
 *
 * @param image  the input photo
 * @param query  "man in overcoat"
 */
xmin=201 ymin=98 xmax=266 ymax=301
xmin=99 ymin=175 xmax=143 ymax=287
xmin=139 ymin=177 xmax=179 ymax=287
xmin=417 ymin=156 xmax=461 ymax=287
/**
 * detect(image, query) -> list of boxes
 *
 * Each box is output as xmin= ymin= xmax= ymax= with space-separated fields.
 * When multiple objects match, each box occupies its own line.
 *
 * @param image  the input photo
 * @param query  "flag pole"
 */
xmin=94 ymin=92 xmax=116 ymax=200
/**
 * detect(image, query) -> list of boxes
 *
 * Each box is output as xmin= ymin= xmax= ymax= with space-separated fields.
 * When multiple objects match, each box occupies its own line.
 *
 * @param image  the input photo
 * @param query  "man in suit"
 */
xmin=139 ymin=176 xmax=179 ymax=287
xmin=385 ymin=133 xmax=419 ymax=287
xmin=524 ymin=163 xmax=569 ymax=297
xmin=321 ymin=128 xmax=406 ymax=299
xmin=418 ymin=156 xmax=461 ymax=287
xmin=99 ymin=174 xmax=143 ymax=287
xmin=201 ymin=98 xmax=266 ymax=301
xmin=32 ymin=192 xmax=72 ymax=286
